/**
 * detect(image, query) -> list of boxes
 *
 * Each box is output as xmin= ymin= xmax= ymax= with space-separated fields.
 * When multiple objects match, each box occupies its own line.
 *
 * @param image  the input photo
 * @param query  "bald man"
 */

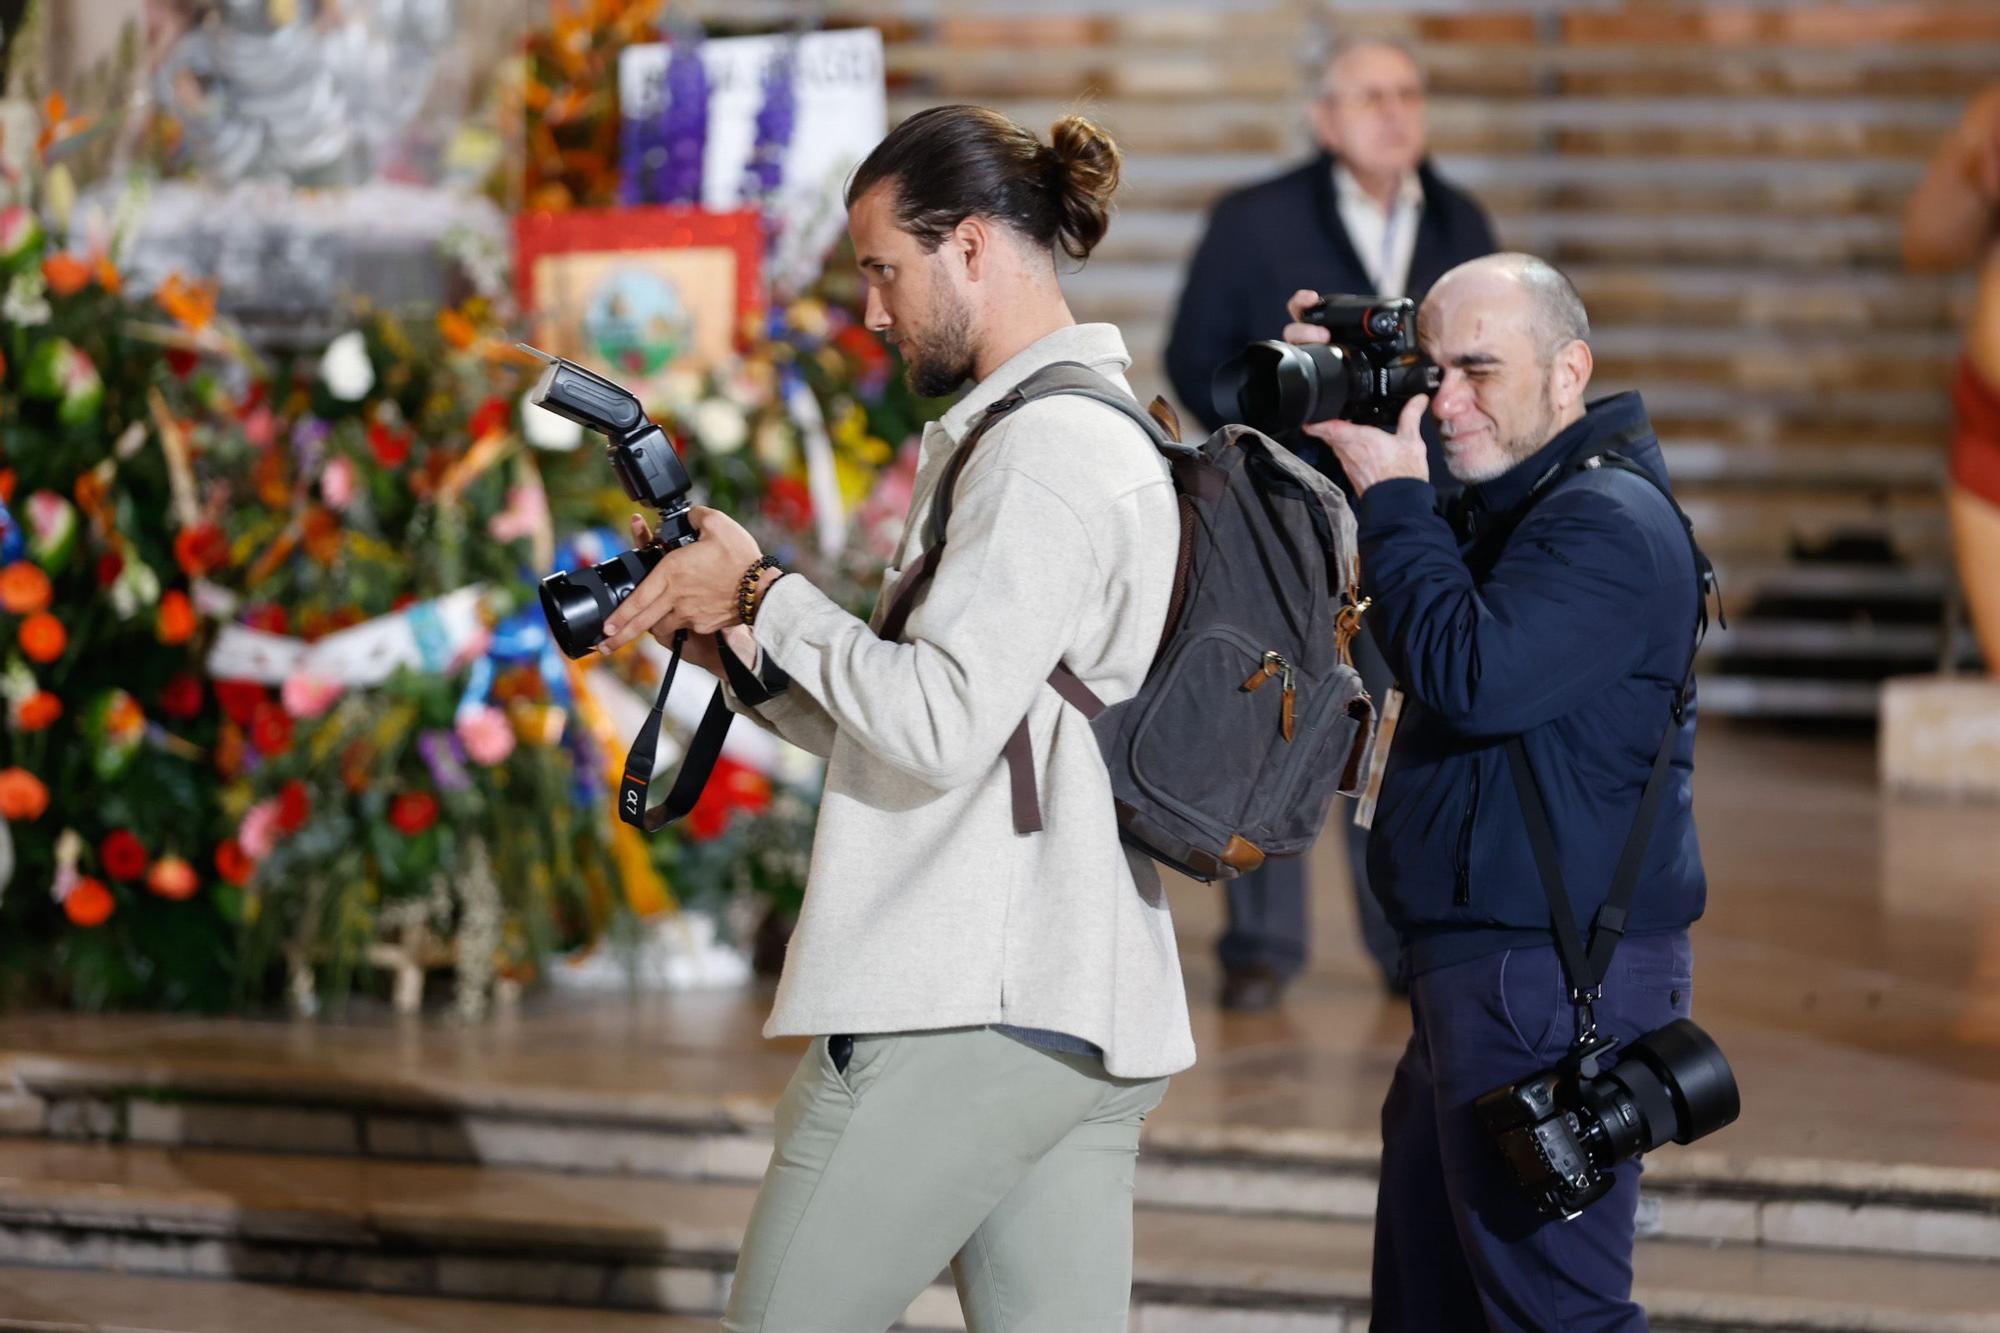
xmin=1292 ymin=255 xmax=1712 ymax=1330
xmin=1167 ymin=36 xmax=1496 ymax=1008
xmin=1905 ymin=85 xmax=2000 ymax=672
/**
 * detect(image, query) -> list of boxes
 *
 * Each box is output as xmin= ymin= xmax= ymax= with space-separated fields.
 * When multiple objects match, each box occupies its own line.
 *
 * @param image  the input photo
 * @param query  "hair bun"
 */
xmin=1047 ymin=115 xmax=1121 ymax=262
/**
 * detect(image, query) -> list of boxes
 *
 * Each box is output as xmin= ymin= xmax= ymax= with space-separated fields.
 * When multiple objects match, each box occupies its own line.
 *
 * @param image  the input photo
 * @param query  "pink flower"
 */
xmin=238 ymin=798 xmax=282 ymax=861
xmin=320 ymin=456 xmax=357 ymax=511
xmin=281 ymin=671 xmax=343 ymax=719
xmin=243 ymin=404 xmax=276 ymax=450
xmin=455 ymin=704 xmax=515 ymax=767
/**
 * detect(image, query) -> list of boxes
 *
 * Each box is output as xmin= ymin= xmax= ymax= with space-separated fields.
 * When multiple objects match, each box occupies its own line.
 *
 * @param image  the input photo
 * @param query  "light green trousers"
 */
xmin=722 ymin=1026 xmax=1170 ymax=1333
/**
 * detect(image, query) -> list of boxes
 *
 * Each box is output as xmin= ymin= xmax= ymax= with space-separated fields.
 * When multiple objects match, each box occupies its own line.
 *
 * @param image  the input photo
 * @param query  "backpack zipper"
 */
xmin=1240 ymin=651 xmax=1298 ymax=742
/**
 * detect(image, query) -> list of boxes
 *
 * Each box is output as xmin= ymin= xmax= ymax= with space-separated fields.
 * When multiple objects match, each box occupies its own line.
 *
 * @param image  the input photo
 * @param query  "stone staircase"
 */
xmin=1 ymin=1043 xmax=1996 ymax=1330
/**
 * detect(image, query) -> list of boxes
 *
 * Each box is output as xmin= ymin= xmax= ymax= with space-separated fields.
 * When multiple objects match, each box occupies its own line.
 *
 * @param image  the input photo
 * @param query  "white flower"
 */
xmin=655 ymin=366 xmax=705 ymax=416
xmin=692 ymin=398 xmax=748 ymax=455
xmin=520 ymin=389 xmax=583 ymax=451
xmin=318 ymin=330 xmax=375 ymax=401
xmin=3 ymin=269 xmax=50 ymax=327
xmin=110 ymin=558 xmax=162 ymax=619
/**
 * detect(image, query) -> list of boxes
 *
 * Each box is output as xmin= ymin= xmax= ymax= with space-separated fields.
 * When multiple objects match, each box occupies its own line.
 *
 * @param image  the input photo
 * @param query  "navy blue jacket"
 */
xmin=1165 ymin=152 xmax=1496 ymax=434
xmin=1356 ymin=393 xmax=1707 ymax=975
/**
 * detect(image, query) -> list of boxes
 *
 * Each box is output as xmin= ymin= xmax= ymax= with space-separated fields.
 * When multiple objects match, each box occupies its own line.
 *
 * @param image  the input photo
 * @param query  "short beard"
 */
xmin=1451 ymin=374 xmax=1561 ymax=484
xmin=903 ymin=287 xmax=977 ymax=399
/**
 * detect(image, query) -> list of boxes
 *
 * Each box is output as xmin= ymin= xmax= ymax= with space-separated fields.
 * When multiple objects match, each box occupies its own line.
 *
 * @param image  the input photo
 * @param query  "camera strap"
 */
xmin=617 ymin=630 xmax=738 ymax=832
xmin=1500 ymin=450 xmax=1717 ymax=1044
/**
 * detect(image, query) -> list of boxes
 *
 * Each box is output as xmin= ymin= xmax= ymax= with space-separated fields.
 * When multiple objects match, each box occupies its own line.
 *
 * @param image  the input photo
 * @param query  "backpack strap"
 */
xmin=1499 ymin=449 xmax=1718 ymax=1042
xmin=877 ymin=361 xmax=1173 ymax=833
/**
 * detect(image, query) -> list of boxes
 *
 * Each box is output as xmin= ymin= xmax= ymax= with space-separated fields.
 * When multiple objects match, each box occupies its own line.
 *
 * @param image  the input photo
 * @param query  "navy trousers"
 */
xmin=1219 ymin=624 xmax=1400 ymax=982
xmin=1372 ymin=931 xmax=1695 ymax=1332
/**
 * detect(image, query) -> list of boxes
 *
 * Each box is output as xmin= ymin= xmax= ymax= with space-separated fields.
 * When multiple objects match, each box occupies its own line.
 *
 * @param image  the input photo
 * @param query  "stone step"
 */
xmin=0 ymin=1265 xmax=708 ymax=1332
xmin=0 ymin=1140 xmax=1995 ymax=1332
xmin=10 ymin=1052 xmax=2000 ymax=1268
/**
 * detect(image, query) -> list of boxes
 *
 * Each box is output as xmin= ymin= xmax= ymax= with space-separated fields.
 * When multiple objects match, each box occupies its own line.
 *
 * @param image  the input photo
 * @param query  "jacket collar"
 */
xmin=934 ymin=323 xmax=1133 ymax=447
xmin=1462 ymin=391 xmax=1656 ymax=520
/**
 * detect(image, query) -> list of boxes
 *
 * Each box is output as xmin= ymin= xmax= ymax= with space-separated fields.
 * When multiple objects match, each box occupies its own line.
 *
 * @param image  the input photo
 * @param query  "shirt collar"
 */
xmin=1333 ymin=163 xmax=1424 ymax=217
xmin=934 ymin=322 xmax=1133 ymax=445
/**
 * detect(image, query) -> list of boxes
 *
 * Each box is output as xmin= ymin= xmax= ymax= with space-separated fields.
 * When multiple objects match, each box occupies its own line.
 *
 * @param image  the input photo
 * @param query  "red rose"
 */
xmin=100 ymin=830 xmax=148 ymax=880
xmin=469 ymin=396 xmax=512 ymax=441
xmin=166 ymin=347 xmax=200 ymax=379
xmin=242 ymin=605 xmax=289 ymax=635
xmin=96 ymin=551 xmax=124 ymax=587
xmin=174 ymin=523 xmax=229 ymax=579
xmin=158 ymin=672 xmax=204 ymax=720
xmin=214 ymin=680 xmax=266 ymax=727
xmin=369 ymin=421 xmax=410 ymax=468
xmin=763 ymin=476 xmax=814 ymax=531
xmin=249 ymin=701 xmax=294 ymax=755
xmin=388 ymin=791 xmax=439 ymax=836
xmin=215 ymin=839 xmax=254 ymax=886
xmin=277 ymin=779 xmax=310 ymax=834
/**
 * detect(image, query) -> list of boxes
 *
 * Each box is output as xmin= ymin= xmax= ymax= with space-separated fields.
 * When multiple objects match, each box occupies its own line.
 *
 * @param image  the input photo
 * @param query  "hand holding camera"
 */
xmin=1281 ymin=289 xmax=1431 ymax=496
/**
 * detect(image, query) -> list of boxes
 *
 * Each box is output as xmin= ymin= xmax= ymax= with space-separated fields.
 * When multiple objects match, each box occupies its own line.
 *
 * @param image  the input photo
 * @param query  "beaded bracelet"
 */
xmin=738 ymin=555 xmax=782 ymax=627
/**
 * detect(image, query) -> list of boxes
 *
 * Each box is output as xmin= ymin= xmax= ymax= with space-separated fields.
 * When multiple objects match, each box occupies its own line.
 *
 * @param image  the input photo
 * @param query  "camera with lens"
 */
xmin=1475 ymin=1018 xmax=1740 ymax=1220
xmin=520 ymin=345 xmax=698 ymax=659
xmin=1212 ymin=294 xmax=1441 ymax=434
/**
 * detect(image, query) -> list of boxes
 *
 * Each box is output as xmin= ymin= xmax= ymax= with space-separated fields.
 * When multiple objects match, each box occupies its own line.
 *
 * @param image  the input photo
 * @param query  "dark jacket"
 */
xmin=1355 ymin=392 xmax=1707 ymax=975
xmin=1165 ymin=152 xmax=1497 ymax=434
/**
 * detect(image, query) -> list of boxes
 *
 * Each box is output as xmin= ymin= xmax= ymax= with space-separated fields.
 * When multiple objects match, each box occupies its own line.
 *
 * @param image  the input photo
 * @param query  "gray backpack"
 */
xmin=879 ymin=362 xmax=1377 ymax=882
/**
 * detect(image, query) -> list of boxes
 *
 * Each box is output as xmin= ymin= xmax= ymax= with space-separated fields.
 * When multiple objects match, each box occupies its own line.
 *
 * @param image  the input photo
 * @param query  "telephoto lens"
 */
xmin=1477 ymin=1017 xmax=1741 ymax=1220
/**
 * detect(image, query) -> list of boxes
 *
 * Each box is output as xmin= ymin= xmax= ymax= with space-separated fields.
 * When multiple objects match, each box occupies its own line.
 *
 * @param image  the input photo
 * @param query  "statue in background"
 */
xmin=1905 ymin=85 xmax=2000 ymax=674
xmin=153 ymin=0 xmax=455 ymax=186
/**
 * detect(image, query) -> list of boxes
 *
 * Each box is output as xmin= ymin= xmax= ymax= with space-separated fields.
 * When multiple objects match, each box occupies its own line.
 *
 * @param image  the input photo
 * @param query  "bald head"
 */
xmin=1427 ymin=253 xmax=1591 ymax=363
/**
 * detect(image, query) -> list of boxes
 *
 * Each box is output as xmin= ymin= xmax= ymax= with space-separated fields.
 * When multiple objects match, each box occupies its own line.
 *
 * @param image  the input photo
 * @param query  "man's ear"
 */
xmin=1551 ymin=338 xmax=1594 ymax=413
xmin=951 ymin=214 xmax=991 ymax=281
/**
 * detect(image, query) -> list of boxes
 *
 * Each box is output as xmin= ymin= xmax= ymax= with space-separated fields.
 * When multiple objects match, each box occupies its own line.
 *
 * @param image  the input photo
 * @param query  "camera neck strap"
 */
xmin=1499 ymin=450 xmax=1717 ymax=1045
xmin=616 ymin=630 xmax=738 ymax=832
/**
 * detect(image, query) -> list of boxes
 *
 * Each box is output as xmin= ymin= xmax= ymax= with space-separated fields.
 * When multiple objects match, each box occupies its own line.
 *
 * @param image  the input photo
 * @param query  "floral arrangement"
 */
xmin=0 ymin=113 xmax=237 ymax=1010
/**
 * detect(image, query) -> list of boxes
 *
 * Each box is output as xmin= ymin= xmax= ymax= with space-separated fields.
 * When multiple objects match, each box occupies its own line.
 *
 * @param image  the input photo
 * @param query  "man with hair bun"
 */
xmin=598 ymin=105 xmax=1189 ymax=1329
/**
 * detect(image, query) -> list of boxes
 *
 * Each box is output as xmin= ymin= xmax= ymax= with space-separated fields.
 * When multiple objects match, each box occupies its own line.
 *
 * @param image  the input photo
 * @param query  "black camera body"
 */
xmin=521 ymin=346 xmax=698 ymax=659
xmin=1475 ymin=1018 xmax=1741 ymax=1221
xmin=1211 ymin=295 xmax=1441 ymax=434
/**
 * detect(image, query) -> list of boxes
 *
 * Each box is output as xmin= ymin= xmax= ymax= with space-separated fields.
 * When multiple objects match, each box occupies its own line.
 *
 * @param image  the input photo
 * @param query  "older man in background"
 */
xmin=1166 ymin=36 xmax=1495 ymax=1008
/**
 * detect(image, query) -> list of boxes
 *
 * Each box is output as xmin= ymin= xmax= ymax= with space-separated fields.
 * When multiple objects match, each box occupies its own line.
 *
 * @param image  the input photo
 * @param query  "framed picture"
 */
xmin=514 ymin=207 xmax=764 ymax=379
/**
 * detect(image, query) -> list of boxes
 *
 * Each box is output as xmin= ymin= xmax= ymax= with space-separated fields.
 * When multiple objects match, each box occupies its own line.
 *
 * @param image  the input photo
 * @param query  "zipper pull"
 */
xmin=1242 ymin=651 xmax=1282 ymax=692
xmin=1281 ymin=660 xmax=1297 ymax=742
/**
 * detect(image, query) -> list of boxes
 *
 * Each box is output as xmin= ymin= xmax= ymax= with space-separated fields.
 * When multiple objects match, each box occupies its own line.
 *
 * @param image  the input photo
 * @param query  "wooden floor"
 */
xmin=2 ymin=717 xmax=1994 ymax=1177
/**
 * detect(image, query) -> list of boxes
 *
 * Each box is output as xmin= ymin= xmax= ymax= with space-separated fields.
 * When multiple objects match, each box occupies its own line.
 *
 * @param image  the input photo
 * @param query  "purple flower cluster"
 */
xmin=616 ymin=23 xmax=707 ymax=205
xmin=741 ymin=45 xmax=797 ymax=209
xmin=655 ymin=25 xmax=710 ymax=205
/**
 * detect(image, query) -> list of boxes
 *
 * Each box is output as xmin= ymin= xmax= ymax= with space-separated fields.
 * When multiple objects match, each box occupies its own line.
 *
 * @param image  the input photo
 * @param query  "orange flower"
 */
xmin=64 ymin=876 xmax=114 ymax=927
xmin=437 ymin=308 xmax=478 ymax=350
xmin=157 ymin=274 xmax=217 ymax=332
xmin=146 ymin=856 xmax=199 ymax=901
xmin=95 ymin=254 xmax=121 ymax=295
xmin=301 ymin=507 xmax=342 ymax=565
xmin=0 ymin=768 xmax=48 ymax=820
xmin=157 ymin=590 xmax=196 ymax=644
xmin=41 ymin=252 xmax=91 ymax=296
xmin=173 ymin=523 xmax=228 ymax=579
xmin=14 ymin=692 xmax=61 ymax=731
xmin=19 ymin=613 xmax=66 ymax=664
xmin=0 ymin=562 xmax=52 ymax=614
